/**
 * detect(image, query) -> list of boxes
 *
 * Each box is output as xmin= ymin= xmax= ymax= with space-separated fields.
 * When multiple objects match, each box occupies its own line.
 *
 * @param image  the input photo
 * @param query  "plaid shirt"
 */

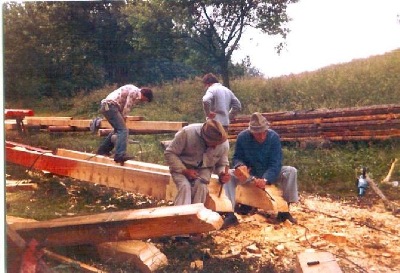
xmin=102 ymin=84 xmax=142 ymax=116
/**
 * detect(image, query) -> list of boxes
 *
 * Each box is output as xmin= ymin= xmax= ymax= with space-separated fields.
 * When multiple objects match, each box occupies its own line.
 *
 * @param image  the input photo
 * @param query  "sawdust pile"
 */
xmin=210 ymin=193 xmax=400 ymax=272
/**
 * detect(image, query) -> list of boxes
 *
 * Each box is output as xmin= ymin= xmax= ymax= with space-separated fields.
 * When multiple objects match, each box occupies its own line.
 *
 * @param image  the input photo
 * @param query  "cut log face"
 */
xmin=8 ymin=203 xmax=223 ymax=247
xmin=97 ymin=240 xmax=168 ymax=273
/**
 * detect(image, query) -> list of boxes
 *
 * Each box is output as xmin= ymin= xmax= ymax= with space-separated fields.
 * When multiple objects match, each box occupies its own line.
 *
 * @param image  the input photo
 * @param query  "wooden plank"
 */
xmin=97 ymin=240 xmax=167 ymax=273
xmin=296 ymin=251 xmax=342 ymax=273
xmin=69 ymin=119 xmax=92 ymax=127
xmin=6 ymin=141 xmax=53 ymax=153
xmin=125 ymin=120 xmax=188 ymax=131
xmin=5 ymin=145 xmax=171 ymax=200
xmin=25 ymin=117 xmax=73 ymax=126
xmin=56 ymin=149 xmax=171 ymax=173
xmin=8 ymin=203 xmax=224 ymax=247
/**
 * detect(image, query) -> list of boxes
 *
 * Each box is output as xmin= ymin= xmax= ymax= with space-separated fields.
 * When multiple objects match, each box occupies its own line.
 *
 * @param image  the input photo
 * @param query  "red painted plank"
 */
xmin=4 ymin=109 xmax=34 ymax=119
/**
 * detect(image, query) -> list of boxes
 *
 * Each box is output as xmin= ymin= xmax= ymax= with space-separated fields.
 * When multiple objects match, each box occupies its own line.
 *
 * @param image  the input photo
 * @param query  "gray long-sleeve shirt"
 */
xmin=202 ymin=83 xmax=242 ymax=126
xmin=164 ymin=123 xmax=230 ymax=179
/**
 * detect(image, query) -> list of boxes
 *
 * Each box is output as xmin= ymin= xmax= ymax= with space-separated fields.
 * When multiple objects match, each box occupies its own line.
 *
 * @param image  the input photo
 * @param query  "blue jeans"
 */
xmin=97 ymin=103 xmax=128 ymax=159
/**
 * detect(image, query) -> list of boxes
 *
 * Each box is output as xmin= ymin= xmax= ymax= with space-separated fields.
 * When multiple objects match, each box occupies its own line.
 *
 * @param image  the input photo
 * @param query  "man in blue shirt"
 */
xmin=222 ymin=112 xmax=299 ymax=229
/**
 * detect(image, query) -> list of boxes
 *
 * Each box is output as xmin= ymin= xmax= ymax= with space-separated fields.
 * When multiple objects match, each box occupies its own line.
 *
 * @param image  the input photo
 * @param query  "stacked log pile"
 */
xmin=21 ymin=116 xmax=188 ymax=135
xmin=228 ymin=104 xmax=400 ymax=142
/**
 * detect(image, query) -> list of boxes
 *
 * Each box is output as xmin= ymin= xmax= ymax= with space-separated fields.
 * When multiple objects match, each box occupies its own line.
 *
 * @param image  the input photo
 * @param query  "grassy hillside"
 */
xmin=15 ymin=48 xmax=400 ymax=120
xmin=5 ymin=49 xmax=400 ymax=198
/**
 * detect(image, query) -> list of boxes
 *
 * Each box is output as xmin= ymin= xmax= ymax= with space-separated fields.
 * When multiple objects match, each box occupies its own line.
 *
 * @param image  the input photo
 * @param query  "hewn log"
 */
xmin=8 ymin=203 xmax=223 ymax=247
xmin=56 ymin=148 xmax=233 ymax=212
xmin=6 ymin=144 xmax=172 ymax=201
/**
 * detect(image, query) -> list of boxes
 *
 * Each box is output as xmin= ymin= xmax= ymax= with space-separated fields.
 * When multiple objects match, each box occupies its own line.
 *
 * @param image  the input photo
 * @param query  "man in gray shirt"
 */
xmin=202 ymin=73 xmax=242 ymax=130
xmin=164 ymin=119 xmax=230 ymax=206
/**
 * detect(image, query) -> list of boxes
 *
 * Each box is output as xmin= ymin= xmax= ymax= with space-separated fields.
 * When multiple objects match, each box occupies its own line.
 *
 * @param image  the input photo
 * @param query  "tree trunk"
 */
xmin=220 ymin=58 xmax=230 ymax=88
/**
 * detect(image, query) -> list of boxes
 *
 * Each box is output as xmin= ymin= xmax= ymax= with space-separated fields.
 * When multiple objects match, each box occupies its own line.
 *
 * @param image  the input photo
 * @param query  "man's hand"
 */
xmin=207 ymin=112 xmax=216 ymax=119
xmin=253 ymin=178 xmax=267 ymax=189
xmin=182 ymin=169 xmax=199 ymax=180
xmin=218 ymin=171 xmax=231 ymax=184
xmin=233 ymin=165 xmax=251 ymax=183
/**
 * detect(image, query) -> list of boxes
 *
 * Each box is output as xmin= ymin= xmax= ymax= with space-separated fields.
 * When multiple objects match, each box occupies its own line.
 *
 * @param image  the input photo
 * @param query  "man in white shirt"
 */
xmin=202 ymin=73 xmax=242 ymax=130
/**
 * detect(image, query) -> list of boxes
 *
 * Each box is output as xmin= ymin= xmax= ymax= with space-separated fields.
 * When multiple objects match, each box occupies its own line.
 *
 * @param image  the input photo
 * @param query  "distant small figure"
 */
xmin=97 ymin=84 xmax=153 ymax=164
xmin=201 ymin=73 xmax=242 ymax=130
xmin=356 ymin=167 xmax=368 ymax=197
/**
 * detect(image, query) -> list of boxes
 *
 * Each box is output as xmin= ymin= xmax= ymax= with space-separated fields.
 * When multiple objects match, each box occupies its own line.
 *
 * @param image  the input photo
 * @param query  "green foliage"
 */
xmin=166 ymin=0 xmax=298 ymax=86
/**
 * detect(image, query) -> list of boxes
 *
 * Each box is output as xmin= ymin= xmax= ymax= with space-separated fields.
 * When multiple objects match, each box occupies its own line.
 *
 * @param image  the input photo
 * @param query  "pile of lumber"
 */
xmin=10 ymin=115 xmax=188 ymax=135
xmin=228 ymin=104 xmax=400 ymax=142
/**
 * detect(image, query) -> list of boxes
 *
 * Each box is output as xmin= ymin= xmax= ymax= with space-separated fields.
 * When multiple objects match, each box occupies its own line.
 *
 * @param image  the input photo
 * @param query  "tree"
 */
xmin=167 ymin=0 xmax=298 ymax=87
xmin=121 ymin=0 xmax=198 ymax=84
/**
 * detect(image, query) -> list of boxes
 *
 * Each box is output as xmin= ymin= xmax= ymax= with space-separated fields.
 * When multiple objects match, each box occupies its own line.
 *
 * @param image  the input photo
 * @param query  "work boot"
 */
xmin=276 ymin=212 xmax=297 ymax=224
xmin=221 ymin=212 xmax=239 ymax=230
xmin=235 ymin=203 xmax=256 ymax=215
xmin=114 ymin=155 xmax=134 ymax=164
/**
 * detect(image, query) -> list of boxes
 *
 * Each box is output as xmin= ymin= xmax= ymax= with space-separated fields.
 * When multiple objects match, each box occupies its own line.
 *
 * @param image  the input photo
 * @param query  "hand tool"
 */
xmin=218 ymin=166 xmax=230 ymax=197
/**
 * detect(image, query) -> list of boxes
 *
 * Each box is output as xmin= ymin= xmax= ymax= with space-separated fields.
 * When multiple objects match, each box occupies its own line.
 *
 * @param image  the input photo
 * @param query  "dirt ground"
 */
xmin=5 ymin=175 xmax=400 ymax=273
xmin=210 ymin=192 xmax=400 ymax=273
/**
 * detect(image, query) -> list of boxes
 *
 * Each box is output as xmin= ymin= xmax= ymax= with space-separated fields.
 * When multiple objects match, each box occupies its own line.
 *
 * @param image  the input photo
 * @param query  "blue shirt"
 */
xmin=233 ymin=129 xmax=282 ymax=183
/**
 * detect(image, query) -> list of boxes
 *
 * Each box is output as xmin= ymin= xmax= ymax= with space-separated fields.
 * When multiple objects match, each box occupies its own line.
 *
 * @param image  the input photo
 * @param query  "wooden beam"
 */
xmin=5 ymin=144 xmax=172 ymax=201
xmin=56 ymin=148 xmax=233 ymax=212
xmin=7 ymin=144 xmax=276 ymax=213
xmin=25 ymin=117 xmax=73 ymax=126
xmin=8 ymin=203 xmax=223 ymax=247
